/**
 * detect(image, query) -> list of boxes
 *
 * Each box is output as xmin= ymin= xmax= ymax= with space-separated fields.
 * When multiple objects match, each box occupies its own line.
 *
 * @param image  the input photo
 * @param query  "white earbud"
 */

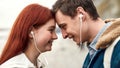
xmin=79 ymin=14 xmax=83 ymax=46
xmin=79 ymin=14 xmax=83 ymax=19
xmin=31 ymin=31 xmax=34 ymax=35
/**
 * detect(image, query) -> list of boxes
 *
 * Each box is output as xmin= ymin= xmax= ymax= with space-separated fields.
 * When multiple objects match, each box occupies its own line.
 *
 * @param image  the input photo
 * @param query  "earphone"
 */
xmin=79 ymin=14 xmax=83 ymax=19
xmin=30 ymin=31 xmax=48 ymax=67
xmin=31 ymin=31 xmax=42 ymax=53
xmin=79 ymin=14 xmax=83 ymax=46
xmin=31 ymin=31 xmax=34 ymax=35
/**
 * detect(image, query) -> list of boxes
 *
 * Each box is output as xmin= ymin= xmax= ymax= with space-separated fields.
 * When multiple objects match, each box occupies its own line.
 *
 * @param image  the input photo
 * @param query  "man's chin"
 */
xmin=76 ymin=42 xmax=80 ymax=46
xmin=76 ymin=41 xmax=84 ymax=46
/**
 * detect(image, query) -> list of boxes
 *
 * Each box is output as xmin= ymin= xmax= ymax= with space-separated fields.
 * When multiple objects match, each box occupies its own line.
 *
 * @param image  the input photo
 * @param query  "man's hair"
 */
xmin=52 ymin=0 xmax=99 ymax=20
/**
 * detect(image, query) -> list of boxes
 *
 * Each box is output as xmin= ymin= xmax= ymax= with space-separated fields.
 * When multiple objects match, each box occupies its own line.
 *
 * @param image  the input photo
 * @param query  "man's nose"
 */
xmin=61 ymin=30 xmax=68 ymax=39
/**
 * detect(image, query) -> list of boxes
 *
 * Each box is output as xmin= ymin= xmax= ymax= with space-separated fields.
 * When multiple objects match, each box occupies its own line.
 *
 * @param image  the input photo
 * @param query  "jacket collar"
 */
xmin=96 ymin=18 xmax=120 ymax=49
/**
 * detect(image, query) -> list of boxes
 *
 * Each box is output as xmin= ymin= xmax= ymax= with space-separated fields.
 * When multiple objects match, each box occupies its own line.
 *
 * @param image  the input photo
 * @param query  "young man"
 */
xmin=52 ymin=0 xmax=120 ymax=68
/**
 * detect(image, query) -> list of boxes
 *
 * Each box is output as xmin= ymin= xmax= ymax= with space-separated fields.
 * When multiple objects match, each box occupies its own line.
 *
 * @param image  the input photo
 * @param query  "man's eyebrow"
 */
xmin=58 ymin=23 xmax=66 ymax=28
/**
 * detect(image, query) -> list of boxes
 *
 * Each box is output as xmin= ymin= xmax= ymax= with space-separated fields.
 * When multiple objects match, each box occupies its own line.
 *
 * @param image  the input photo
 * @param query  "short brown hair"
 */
xmin=52 ymin=0 xmax=99 ymax=20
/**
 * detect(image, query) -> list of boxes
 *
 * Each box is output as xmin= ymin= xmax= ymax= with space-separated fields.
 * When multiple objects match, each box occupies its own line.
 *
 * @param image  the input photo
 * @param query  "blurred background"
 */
xmin=0 ymin=0 xmax=120 ymax=68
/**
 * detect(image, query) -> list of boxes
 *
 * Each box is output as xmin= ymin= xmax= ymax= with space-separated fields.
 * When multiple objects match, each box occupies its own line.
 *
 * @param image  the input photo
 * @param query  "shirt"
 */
xmin=0 ymin=53 xmax=43 ymax=68
xmin=87 ymin=22 xmax=111 ymax=59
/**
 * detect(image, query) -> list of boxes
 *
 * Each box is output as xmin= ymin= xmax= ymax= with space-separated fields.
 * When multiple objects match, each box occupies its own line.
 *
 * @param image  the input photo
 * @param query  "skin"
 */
xmin=55 ymin=10 xmax=81 ymax=45
xmin=25 ymin=19 xmax=58 ymax=66
xmin=55 ymin=7 xmax=105 ymax=46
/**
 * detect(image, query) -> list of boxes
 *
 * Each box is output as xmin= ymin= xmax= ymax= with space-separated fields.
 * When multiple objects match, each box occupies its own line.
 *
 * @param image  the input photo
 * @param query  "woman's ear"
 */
xmin=29 ymin=31 xmax=33 ymax=39
xmin=28 ymin=26 xmax=34 ymax=38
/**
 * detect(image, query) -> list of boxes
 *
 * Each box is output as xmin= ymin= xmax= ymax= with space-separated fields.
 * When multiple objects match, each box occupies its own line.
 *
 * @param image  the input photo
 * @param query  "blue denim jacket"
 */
xmin=83 ymin=40 xmax=120 ymax=68
xmin=83 ymin=18 xmax=120 ymax=68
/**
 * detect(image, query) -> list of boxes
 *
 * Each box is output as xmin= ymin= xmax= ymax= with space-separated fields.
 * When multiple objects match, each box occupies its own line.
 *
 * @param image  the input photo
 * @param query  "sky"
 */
xmin=0 ymin=0 xmax=56 ymax=28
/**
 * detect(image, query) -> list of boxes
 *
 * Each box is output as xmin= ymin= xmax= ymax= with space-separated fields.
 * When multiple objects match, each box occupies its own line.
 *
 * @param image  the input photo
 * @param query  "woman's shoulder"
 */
xmin=0 ymin=53 xmax=35 ymax=68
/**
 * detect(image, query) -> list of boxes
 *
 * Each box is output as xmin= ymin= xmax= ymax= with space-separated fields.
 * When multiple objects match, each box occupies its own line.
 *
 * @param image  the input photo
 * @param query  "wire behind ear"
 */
xmin=79 ymin=14 xmax=83 ymax=46
xmin=79 ymin=14 xmax=83 ymax=19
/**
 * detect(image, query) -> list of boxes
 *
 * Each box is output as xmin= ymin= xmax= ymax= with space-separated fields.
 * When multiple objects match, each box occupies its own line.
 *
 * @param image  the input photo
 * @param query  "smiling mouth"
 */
xmin=68 ymin=35 xmax=74 ymax=39
xmin=48 ymin=40 xmax=53 ymax=44
xmin=69 ymin=37 xmax=73 ymax=39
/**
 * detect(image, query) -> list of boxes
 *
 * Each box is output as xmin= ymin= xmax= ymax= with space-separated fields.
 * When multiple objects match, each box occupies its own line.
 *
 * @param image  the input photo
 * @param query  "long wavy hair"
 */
xmin=0 ymin=3 xmax=54 ymax=64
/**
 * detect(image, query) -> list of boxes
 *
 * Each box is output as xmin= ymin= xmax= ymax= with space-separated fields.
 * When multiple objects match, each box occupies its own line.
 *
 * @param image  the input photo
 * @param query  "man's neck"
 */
xmin=88 ymin=18 xmax=105 ymax=43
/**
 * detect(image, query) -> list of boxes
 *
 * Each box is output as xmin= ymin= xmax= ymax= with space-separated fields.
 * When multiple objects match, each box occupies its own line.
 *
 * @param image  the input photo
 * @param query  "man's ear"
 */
xmin=76 ymin=7 xmax=86 ymax=21
xmin=76 ymin=7 xmax=84 ymax=15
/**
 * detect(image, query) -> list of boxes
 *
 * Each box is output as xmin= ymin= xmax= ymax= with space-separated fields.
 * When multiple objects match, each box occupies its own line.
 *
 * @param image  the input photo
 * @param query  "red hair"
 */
xmin=0 ymin=4 xmax=54 ymax=64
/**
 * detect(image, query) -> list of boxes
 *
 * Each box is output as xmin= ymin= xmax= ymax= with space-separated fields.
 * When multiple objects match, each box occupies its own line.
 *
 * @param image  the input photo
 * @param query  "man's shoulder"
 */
xmin=110 ymin=39 xmax=120 ymax=67
xmin=113 ymin=39 xmax=120 ymax=54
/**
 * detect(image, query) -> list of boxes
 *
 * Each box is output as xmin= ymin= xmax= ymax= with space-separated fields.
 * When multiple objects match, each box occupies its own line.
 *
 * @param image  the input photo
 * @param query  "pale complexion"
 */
xmin=25 ymin=19 xmax=57 ymax=66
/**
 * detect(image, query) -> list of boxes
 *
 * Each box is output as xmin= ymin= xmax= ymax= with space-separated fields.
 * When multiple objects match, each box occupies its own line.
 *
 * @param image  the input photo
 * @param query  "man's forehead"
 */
xmin=55 ymin=10 xmax=65 ymax=20
xmin=55 ymin=10 xmax=68 ymax=26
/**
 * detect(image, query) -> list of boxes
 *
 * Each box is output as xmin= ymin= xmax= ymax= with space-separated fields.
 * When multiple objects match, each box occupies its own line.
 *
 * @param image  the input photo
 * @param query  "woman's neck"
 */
xmin=24 ymin=43 xmax=40 ymax=66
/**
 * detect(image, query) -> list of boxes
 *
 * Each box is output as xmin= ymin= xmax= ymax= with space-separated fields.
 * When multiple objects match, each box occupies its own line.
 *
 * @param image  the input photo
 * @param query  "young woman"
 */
xmin=0 ymin=4 xmax=57 ymax=68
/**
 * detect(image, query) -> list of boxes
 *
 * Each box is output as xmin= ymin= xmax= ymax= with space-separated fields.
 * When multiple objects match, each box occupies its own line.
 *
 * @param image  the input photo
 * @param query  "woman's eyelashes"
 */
xmin=48 ymin=26 xmax=55 ymax=33
xmin=49 ymin=29 xmax=54 ymax=33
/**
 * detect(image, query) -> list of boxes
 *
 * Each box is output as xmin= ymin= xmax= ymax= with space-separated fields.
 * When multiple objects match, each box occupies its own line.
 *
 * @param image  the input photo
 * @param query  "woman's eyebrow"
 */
xmin=49 ymin=26 xmax=56 ymax=29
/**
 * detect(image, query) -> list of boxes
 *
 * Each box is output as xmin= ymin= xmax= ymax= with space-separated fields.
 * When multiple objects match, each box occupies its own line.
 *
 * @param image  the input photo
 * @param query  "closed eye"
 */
xmin=48 ymin=26 xmax=55 ymax=33
xmin=49 ymin=29 xmax=55 ymax=32
xmin=59 ymin=23 xmax=66 ymax=29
